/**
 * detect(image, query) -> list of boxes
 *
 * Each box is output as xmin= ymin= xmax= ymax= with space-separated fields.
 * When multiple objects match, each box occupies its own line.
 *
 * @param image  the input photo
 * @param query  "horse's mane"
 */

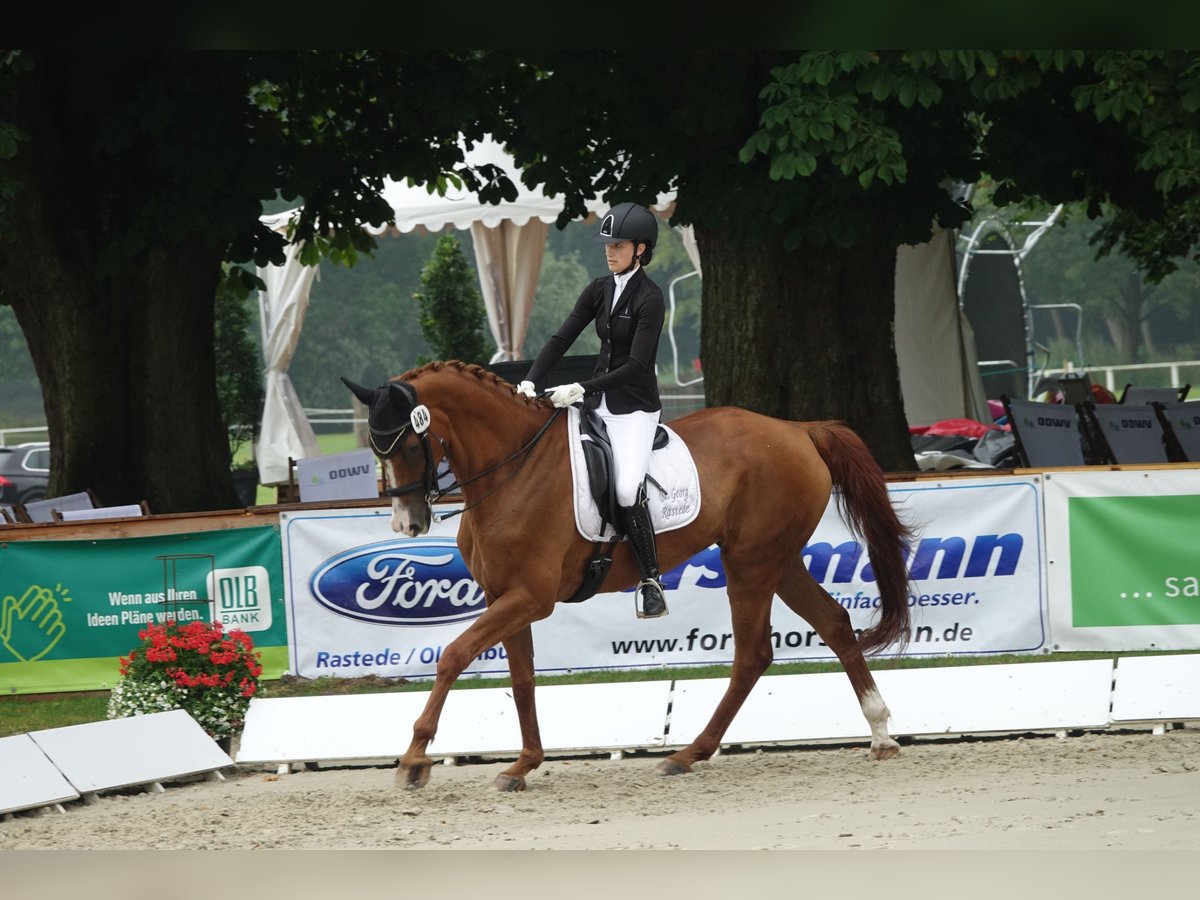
xmin=401 ymin=360 xmax=546 ymax=406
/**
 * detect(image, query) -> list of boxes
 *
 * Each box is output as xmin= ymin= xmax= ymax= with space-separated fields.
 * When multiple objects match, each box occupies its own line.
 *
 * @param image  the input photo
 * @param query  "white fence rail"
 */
xmin=1038 ymin=359 xmax=1200 ymax=395
xmin=0 ymin=425 xmax=48 ymax=447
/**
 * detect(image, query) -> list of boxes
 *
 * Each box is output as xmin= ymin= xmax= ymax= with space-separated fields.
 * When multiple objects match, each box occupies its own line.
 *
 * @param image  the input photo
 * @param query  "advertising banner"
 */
xmin=0 ymin=526 xmax=288 ymax=694
xmin=1045 ymin=468 xmax=1200 ymax=651
xmin=280 ymin=475 xmax=1047 ymax=681
xmin=295 ymin=448 xmax=378 ymax=503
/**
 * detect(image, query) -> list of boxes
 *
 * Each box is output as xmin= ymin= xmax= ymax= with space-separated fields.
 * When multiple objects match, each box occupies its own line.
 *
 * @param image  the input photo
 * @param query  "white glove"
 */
xmin=548 ymin=382 xmax=585 ymax=408
xmin=516 ymin=380 xmax=537 ymax=399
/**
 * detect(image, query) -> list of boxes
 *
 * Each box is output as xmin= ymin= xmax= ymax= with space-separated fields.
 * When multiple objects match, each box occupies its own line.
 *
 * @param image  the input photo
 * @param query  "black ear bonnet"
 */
xmin=341 ymin=377 xmax=421 ymax=448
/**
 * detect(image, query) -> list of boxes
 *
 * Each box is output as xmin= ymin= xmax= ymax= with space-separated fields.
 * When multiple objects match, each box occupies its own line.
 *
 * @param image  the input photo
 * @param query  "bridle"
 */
xmin=367 ymin=381 xmax=438 ymax=499
xmin=371 ymin=381 xmax=564 ymax=521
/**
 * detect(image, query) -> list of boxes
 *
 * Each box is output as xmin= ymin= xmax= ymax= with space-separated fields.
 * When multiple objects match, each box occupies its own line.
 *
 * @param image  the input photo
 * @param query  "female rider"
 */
xmin=517 ymin=202 xmax=668 ymax=619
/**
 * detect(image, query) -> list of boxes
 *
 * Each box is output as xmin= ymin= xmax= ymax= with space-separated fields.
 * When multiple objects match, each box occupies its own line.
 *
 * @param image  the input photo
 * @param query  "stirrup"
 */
xmin=635 ymin=579 xmax=668 ymax=619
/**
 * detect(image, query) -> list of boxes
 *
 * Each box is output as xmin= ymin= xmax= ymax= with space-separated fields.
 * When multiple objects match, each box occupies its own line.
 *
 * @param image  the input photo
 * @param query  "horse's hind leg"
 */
xmin=776 ymin=557 xmax=900 ymax=760
xmin=492 ymin=624 xmax=544 ymax=793
xmin=659 ymin=561 xmax=775 ymax=776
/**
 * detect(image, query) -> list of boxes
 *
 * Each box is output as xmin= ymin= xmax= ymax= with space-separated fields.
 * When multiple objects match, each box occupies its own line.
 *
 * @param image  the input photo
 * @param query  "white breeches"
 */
xmin=595 ymin=399 xmax=660 ymax=506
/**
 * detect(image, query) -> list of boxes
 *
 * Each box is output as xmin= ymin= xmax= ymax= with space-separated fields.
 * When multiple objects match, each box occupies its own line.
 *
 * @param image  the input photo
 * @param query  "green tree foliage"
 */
xmin=4 ymin=50 xmax=1200 ymax=505
xmin=488 ymin=50 xmax=1200 ymax=468
xmin=412 ymin=234 xmax=492 ymax=365
xmin=213 ymin=274 xmax=264 ymax=463
xmin=0 ymin=51 xmax=520 ymax=510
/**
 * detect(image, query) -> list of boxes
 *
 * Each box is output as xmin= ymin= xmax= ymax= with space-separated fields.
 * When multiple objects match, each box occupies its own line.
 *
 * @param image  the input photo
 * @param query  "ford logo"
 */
xmin=309 ymin=537 xmax=486 ymax=626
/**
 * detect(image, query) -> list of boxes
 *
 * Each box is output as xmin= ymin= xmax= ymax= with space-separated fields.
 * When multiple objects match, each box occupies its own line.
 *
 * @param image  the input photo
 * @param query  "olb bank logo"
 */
xmin=206 ymin=566 xmax=272 ymax=632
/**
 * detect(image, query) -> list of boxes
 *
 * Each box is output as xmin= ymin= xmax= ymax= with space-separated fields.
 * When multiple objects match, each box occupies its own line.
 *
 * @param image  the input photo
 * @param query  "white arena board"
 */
xmin=875 ymin=659 xmax=1115 ymax=735
xmin=29 ymin=710 xmax=233 ymax=794
xmin=237 ymin=681 xmax=672 ymax=765
xmin=1110 ymin=654 xmax=1200 ymax=724
xmin=0 ymin=733 xmax=79 ymax=815
xmin=668 ymin=659 xmax=1116 ymax=749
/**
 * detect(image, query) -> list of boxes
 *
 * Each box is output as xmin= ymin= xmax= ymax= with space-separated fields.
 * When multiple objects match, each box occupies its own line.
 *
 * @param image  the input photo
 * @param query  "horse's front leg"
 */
xmin=398 ymin=595 xmax=541 ymax=789
xmin=491 ymin=624 xmax=542 ymax=792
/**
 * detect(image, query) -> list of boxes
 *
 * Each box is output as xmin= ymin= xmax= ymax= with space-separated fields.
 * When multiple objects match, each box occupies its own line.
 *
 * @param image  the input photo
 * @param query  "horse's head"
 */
xmin=342 ymin=375 xmax=437 ymax=536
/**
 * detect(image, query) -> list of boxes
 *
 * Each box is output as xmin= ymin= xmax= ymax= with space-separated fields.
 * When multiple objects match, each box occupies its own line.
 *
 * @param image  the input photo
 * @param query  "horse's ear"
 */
xmin=389 ymin=381 xmax=417 ymax=409
xmin=341 ymin=377 xmax=375 ymax=406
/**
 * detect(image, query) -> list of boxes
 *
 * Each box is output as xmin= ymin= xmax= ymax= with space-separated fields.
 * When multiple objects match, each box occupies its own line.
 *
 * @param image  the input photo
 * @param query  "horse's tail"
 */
xmin=807 ymin=422 xmax=913 ymax=657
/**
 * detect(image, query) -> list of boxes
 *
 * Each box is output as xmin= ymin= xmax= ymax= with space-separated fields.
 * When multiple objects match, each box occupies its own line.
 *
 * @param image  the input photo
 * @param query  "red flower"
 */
xmin=113 ymin=617 xmax=261 ymax=739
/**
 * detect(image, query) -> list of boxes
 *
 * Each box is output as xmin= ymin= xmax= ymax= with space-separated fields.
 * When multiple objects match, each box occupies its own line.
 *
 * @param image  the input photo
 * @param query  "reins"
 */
xmin=378 ymin=403 xmax=564 ymax=522
xmin=432 ymin=407 xmax=564 ymax=522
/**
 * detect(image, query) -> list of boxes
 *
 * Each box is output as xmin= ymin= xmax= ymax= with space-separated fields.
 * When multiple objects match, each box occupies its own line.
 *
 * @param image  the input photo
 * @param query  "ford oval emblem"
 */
xmin=309 ymin=537 xmax=486 ymax=626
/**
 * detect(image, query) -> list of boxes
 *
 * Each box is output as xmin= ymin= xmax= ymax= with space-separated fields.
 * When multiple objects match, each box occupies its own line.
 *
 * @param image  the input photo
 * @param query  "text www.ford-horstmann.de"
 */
xmin=311 ymin=619 xmax=975 ymax=671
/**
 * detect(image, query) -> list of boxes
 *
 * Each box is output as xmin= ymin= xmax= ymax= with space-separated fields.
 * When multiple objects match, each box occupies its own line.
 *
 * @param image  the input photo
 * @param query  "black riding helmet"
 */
xmin=595 ymin=202 xmax=657 ymax=273
xmin=595 ymin=202 xmax=658 ymax=250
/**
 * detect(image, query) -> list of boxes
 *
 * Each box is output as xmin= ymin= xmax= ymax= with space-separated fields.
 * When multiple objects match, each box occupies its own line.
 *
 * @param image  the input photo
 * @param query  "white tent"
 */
xmin=255 ymin=211 xmax=322 ymax=484
xmin=254 ymin=139 xmax=984 ymax=483
xmin=253 ymin=138 xmax=674 ymax=484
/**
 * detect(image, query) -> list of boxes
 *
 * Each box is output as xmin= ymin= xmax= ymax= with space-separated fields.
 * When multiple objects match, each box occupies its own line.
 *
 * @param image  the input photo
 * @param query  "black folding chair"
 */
xmin=1082 ymin=403 xmax=1171 ymax=465
xmin=1153 ymin=400 xmax=1200 ymax=462
xmin=1001 ymin=395 xmax=1090 ymax=467
xmin=1118 ymin=383 xmax=1190 ymax=404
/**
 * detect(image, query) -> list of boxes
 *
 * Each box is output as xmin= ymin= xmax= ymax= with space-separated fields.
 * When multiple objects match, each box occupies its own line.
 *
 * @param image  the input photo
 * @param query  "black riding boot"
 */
xmin=620 ymin=486 xmax=668 ymax=619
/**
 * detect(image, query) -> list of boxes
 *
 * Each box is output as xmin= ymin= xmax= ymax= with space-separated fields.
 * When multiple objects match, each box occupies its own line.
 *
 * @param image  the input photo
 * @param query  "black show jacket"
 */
xmin=526 ymin=267 xmax=664 ymax=414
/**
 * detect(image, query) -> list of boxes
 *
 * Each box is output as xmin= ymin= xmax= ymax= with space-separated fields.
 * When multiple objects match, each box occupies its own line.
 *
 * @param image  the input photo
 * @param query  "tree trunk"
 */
xmin=696 ymin=225 xmax=917 ymax=473
xmin=2 ymin=235 xmax=239 ymax=513
xmin=0 ymin=54 xmax=243 ymax=512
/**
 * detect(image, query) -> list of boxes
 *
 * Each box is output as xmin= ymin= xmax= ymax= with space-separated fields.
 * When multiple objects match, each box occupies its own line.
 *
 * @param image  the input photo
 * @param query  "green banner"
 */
xmin=0 ymin=525 xmax=287 ymax=694
xmin=1069 ymin=494 xmax=1200 ymax=627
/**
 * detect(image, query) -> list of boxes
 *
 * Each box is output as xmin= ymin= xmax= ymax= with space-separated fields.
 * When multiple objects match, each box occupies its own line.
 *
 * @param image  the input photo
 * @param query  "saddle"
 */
xmin=565 ymin=408 xmax=669 ymax=605
xmin=578 ymin=408 xmax=669 ymax=537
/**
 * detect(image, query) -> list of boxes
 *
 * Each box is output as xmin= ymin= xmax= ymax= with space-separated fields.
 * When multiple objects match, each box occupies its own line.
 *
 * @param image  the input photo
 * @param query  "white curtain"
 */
xmin=255 ymin=235 xmax=322 ymax=484
xmin=470 ymin=219 xmax=547 ymax=363
xmin=894 ymin=226 xmax=991 ymax=427
xmin=677 ymin=224 xmax=701 ymax=275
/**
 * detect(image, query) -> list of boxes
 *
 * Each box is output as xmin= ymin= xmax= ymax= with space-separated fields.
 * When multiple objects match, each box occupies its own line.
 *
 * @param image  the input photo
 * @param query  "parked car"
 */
xmin=0 ymin=442 xmax=50 ymax=505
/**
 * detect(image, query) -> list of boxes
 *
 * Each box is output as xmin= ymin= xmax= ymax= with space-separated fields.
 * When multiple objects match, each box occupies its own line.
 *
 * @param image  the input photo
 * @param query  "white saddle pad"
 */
xmin=566 ymin=407 xmax=701 ymax=542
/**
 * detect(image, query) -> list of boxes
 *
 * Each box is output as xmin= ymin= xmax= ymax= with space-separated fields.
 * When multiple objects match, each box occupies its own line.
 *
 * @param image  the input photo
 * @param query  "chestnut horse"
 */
xmin=343 ymin=361 xmax=913 ymax=792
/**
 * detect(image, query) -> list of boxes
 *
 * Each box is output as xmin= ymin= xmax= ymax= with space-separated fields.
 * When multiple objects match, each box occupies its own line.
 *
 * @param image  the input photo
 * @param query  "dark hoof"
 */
xmin=399 ymin=763 xmax=431 ymax=790
xmin=492 ymin=773 xmax=526 ymax=792
xmin=655 ymin=758 xmax=691 ymax=776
